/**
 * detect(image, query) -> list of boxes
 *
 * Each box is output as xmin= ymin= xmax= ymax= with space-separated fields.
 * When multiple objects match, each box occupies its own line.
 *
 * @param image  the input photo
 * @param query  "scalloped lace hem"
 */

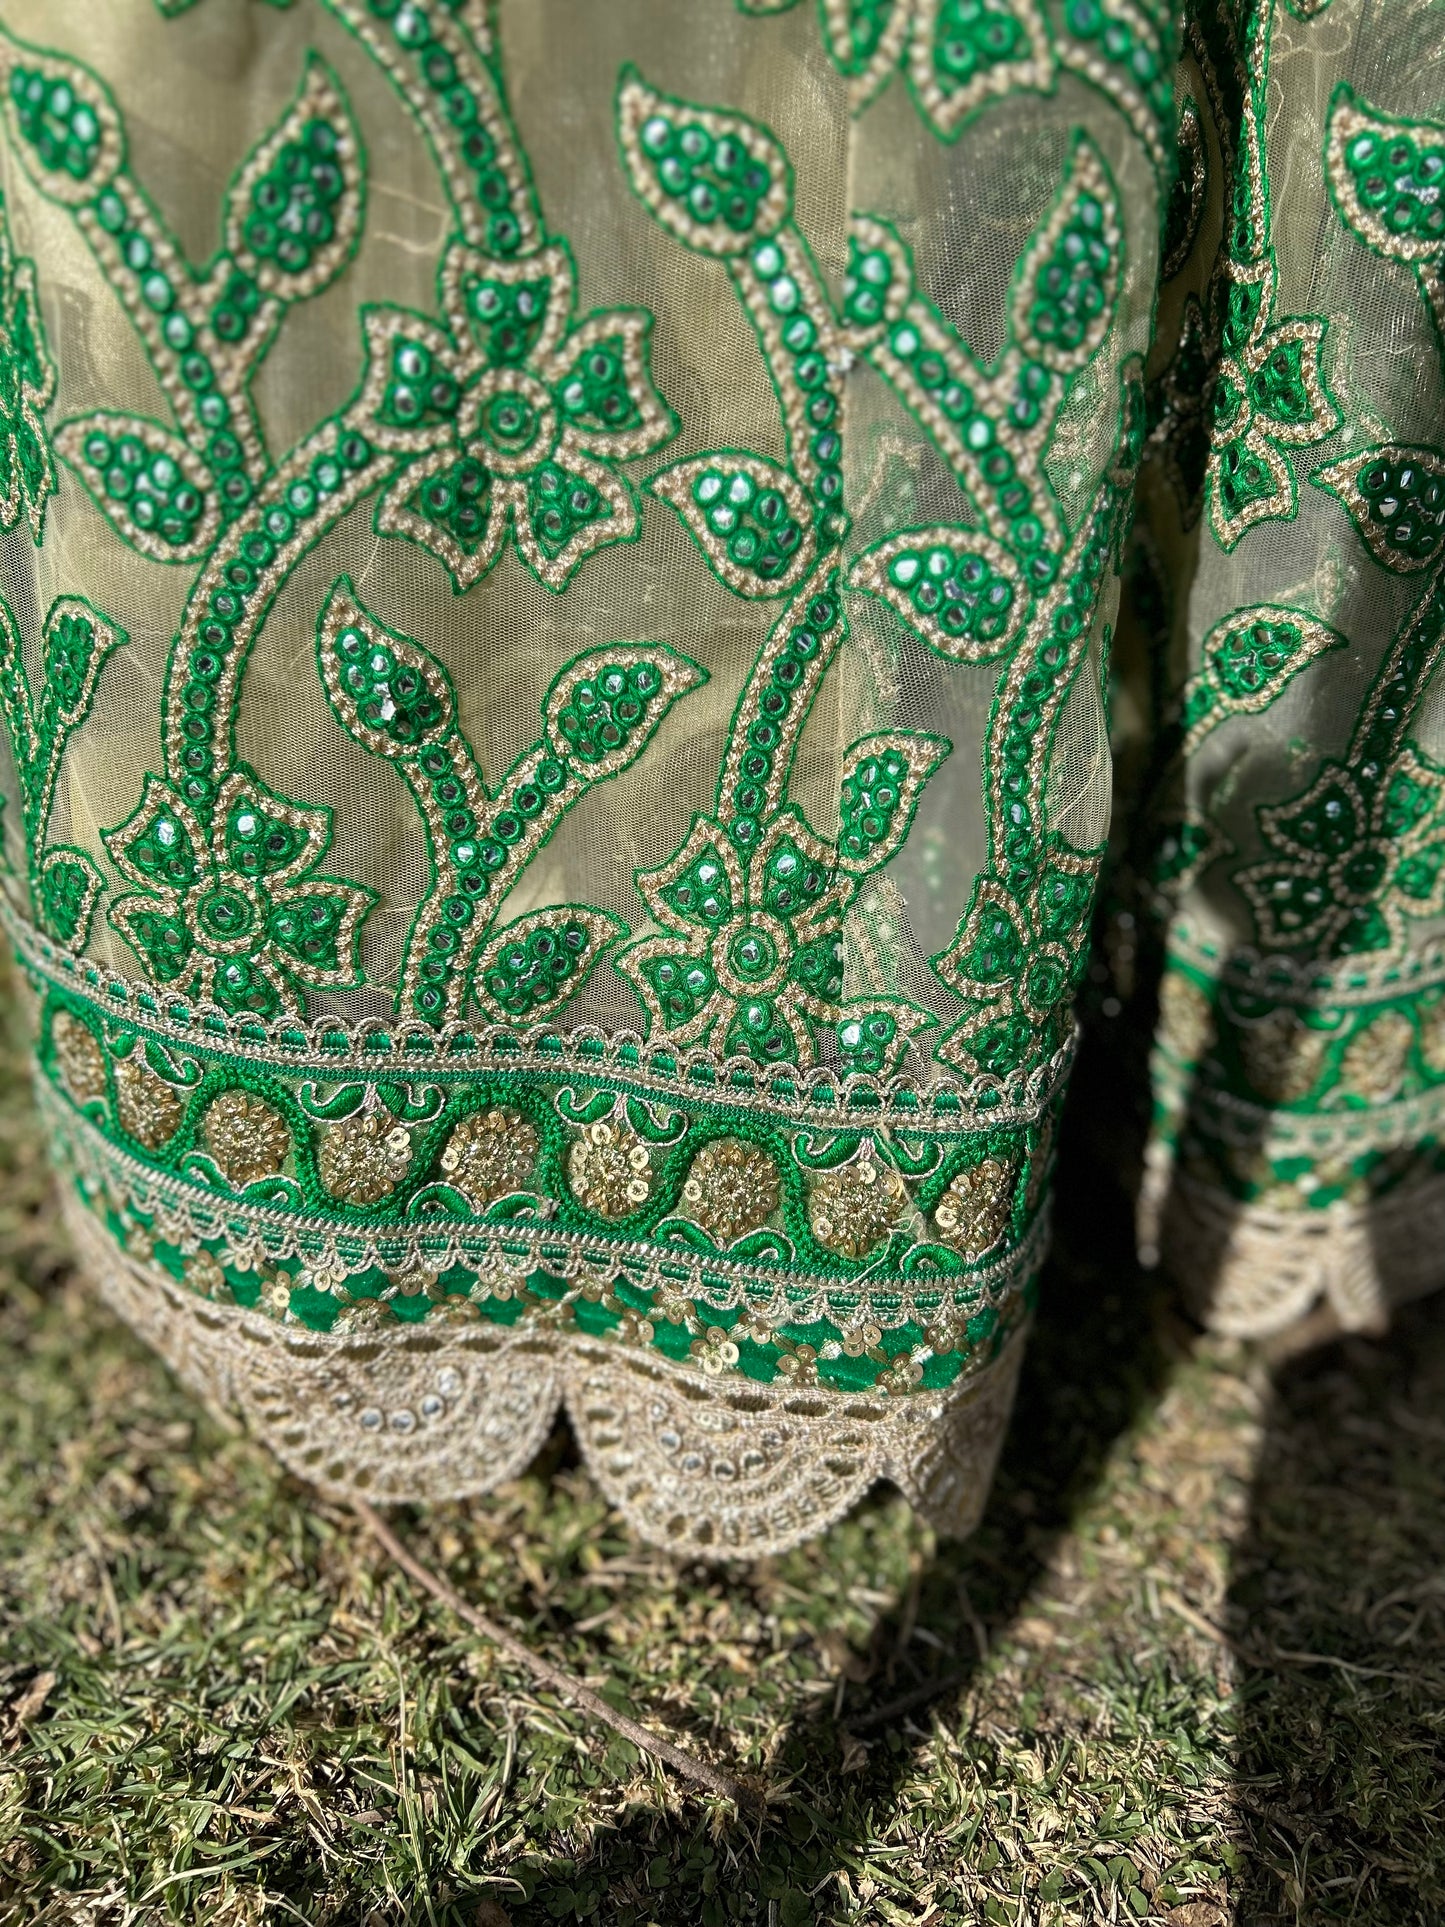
xmin=1144 ymin=1154 xmax=1445 ymax=1339
xmin=66 ymin=1192 xmax=1026 ymax=1559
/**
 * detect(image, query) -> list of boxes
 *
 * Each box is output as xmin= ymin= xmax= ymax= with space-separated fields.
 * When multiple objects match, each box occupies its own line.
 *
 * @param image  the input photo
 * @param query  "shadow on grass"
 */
xmin=493 ymin=998 xmax=1185 ymax=1926
xmin=1221 ymin=1305 xmax=1445 ymax=1926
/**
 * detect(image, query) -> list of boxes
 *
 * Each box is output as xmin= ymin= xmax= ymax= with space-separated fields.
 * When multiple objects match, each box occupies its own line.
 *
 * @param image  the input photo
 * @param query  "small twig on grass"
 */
xmin=352 ymin=1500 xmax=747 ymax=1806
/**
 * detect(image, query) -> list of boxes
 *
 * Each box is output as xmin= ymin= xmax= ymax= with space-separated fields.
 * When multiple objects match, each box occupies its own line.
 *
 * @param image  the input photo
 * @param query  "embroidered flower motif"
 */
xmin=51 ymin=1010 xmax=107 ymax=1105
xmin=202 ymin=1089 xmax=291 ymax=1187
xmin=104 ymin=767 xmax=376 ymax=1019
xmin=567 ymin=1119 xmax=655 ymax=1218
xmin=808 ymin=1151 xmax=909 ymax=1258
xmin=113 ymin=1053 xmax=184 ymax=1149
xmin=318 ymin=1111 xmax=412 ymax=1206
xmin=1238 ymin=746 xmax=1445 ymax=958
xmin=351 ymin=239 xmax=675 ymax=592
xmin=0 ymin=188 xmax=56 ymax=543
xmin=932 ymin=1156 xmax=1017 ymax=1259
xmin=438 ymin=1106 xmax=539 ymax=1205
xmin=1204 ymin=260 xmax=1339 ymax=550
xmin=679 ymin=1136 xmax=780 ymax=1242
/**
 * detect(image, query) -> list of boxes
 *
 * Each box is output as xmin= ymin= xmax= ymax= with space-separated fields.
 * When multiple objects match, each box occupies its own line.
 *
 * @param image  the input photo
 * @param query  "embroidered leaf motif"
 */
xmin=648 ymin=453 xmax=816 ymax=597
xmin=910 ymin=0 xmax=1055 ymax=143
xmin=317 ymin=580 xmax=705 ymax=1025
xmin=847 ymin=526 xmax=1025 ymax=660
xmin=1181 ymin=604 xmax=1347 ymax=750
xmin=1011 ymin=134 xmax=1122 ymax=374
xmin=1326 ymin=87 xmax=1445 ymax=264
xmin=320 ymin=598 xmax=457 ymax=757
xmin=1313 ymin=444 xmax=1445 ymax=574
xmin=0 ymin=33 xmax=124 ymax=206
xmin=55 ymin=413 xmax=218 ymax=562
xmin=223 ymin=52 xmax=365 ymax=302
xmin=544 ymin=647 xmax=708 ymax=780
xmin=616 ymin=67 xmax=793 ymax=256
xmin=836 ymin=733 xmax=952 ymax=875
xmin=37 ymin=846 xmax=104 ymax=947
xmin=0 ymin=189 xmax=55 ymax=544
xmin=0 ymin=593 xmax=125 ymax=947
xmin=472 ymin=904 xmax=627 ymax=1025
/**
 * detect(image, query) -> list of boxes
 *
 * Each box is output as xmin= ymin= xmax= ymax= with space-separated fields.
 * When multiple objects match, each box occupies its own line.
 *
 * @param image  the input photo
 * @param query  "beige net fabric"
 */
xmin=0 ymin=0 xmax=1439 ymax=1554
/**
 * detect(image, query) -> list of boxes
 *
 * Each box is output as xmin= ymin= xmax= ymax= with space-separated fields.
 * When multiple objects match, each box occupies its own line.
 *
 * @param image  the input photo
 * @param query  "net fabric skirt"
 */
xmin=0 ymin=0 xmax=1441 ymax=1555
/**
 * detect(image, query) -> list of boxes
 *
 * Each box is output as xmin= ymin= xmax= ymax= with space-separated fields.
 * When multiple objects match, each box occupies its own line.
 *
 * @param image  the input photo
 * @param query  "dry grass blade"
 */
xmin=352 ymin=1498 xmax=748 ymax=1807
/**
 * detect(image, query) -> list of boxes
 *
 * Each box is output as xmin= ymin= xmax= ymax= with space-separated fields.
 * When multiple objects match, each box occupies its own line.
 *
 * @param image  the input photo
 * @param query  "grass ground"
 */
xmin=1 ymin=1002 xmax=1443 ymax=1926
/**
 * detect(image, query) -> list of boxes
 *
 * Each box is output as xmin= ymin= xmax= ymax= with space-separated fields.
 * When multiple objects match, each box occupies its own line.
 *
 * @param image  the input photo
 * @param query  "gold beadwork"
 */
xmin=1338 ymin=1009 xmax=1414 ymax=1104
xmin=203 ymin=1090 xmax=291 ymax=1187
xmin=52 ymin=1011 xmax=107 ymax=1105
xmin=184 ymin=1250 xmax=224 ymax=1297
xmin=1237 ymin=1009 xmax=1329 ymax=1105
xmin=1157 ymin=970 xmax=1214 ymax=1068
xmin=567 ymin=1119 xmax=654 ymax=1218
xmin=933 ymin=1157 xmax=1017 ymax=1260
xmin=438 ymin=1107 xmax=539 ymax=1204
xmin=114 ymin=1054 xmax=184 ymax=1148
xmin=809 ymin=1154 xmax=908 ymax=1258
xmin=318 ymin=1113 xmax=412 ymax=1205
xmin=680 ymin=1136 xmax=780 ymax=1242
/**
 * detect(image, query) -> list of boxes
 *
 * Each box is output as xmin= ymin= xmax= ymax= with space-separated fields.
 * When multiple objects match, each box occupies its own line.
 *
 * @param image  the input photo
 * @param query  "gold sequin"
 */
xmin=1237 ymin=1009 xmax=1329 ymax=1104
xmin=690 ymin=1325 xmax=741 ymax=1376
xmin=933 ymin=1156 xmax=1017 ymax=1260
xmin=184 ymin=1250 xmax=224 ymax=1297
xmin=318 ymin=1112 xmax=412 ymax=1205
xmin=809 ymin=1154 xmax=908 ymax=1258
xmin=1338 ymin=1009 xmax=1414 ymax=1104
xmin=567 ymin=1119 xmax=655 ymax=1218
xmin=680 ymin=1136 xmax=780 ymax=1242
xmin=51 ymin=1011 xmax=107 ymax=1105
xmin=114 ymin=1054 xmax=184 ymax=1148
xmin=203 ymin=1089 xmax=291 ymax=1187
xmin=1157 ymin=970 xmax=1214 ymax=1068
xmin=439 ymin=1106 xmax=539 ymax=1204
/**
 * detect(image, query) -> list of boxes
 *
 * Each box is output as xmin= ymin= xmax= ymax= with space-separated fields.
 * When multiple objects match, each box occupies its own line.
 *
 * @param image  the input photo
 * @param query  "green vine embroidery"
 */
xmin=1199 ymin=0 xmax=1340 ymax=550
xmin=1234 ymin=86 xmax=1445 ymax=965
xmin=316 ymin=578 xmax=706 ymax=1023
xmin=0 ymin=185 xmax=56 ymax=544
xmin=0 ymin=597 xmax=127 ymax=946
xmin=735 ymin=0 xmax=1175 ymax=176
xmin=840 ymin=136 xmax=1139 ymax=1077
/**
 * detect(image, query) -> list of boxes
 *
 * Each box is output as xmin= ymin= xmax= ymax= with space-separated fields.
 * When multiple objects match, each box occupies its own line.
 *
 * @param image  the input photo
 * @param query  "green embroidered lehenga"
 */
xmin=1 ymin=0 xmax=1441 ymax=1555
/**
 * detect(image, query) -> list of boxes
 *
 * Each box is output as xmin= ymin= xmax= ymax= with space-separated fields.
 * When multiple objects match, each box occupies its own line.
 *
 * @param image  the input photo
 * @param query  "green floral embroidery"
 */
xmin=0 ymin=596 xmax=126 ymax=946
xmin=735 ymin=0 xmax=1175 ymax=175
xmin=1198 ymin=1 xmax=1339 ymax=550
xmin=316 ymin=578 xmax=706 ymax=1023
xmin=0 ymin=186 xmax=56 ymax=544
xmin=352 ymin=239 xmax=675 ymax=592
xmin=104 ymin=769 xmax=376 ymax=1018
xmin=0 ymin=32 xmax=370 ymax=565
xmin=838 ymin=136 xmax=1137 ymax=1077
xmin=617 ymin=75 xmax=955 ymax=1071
